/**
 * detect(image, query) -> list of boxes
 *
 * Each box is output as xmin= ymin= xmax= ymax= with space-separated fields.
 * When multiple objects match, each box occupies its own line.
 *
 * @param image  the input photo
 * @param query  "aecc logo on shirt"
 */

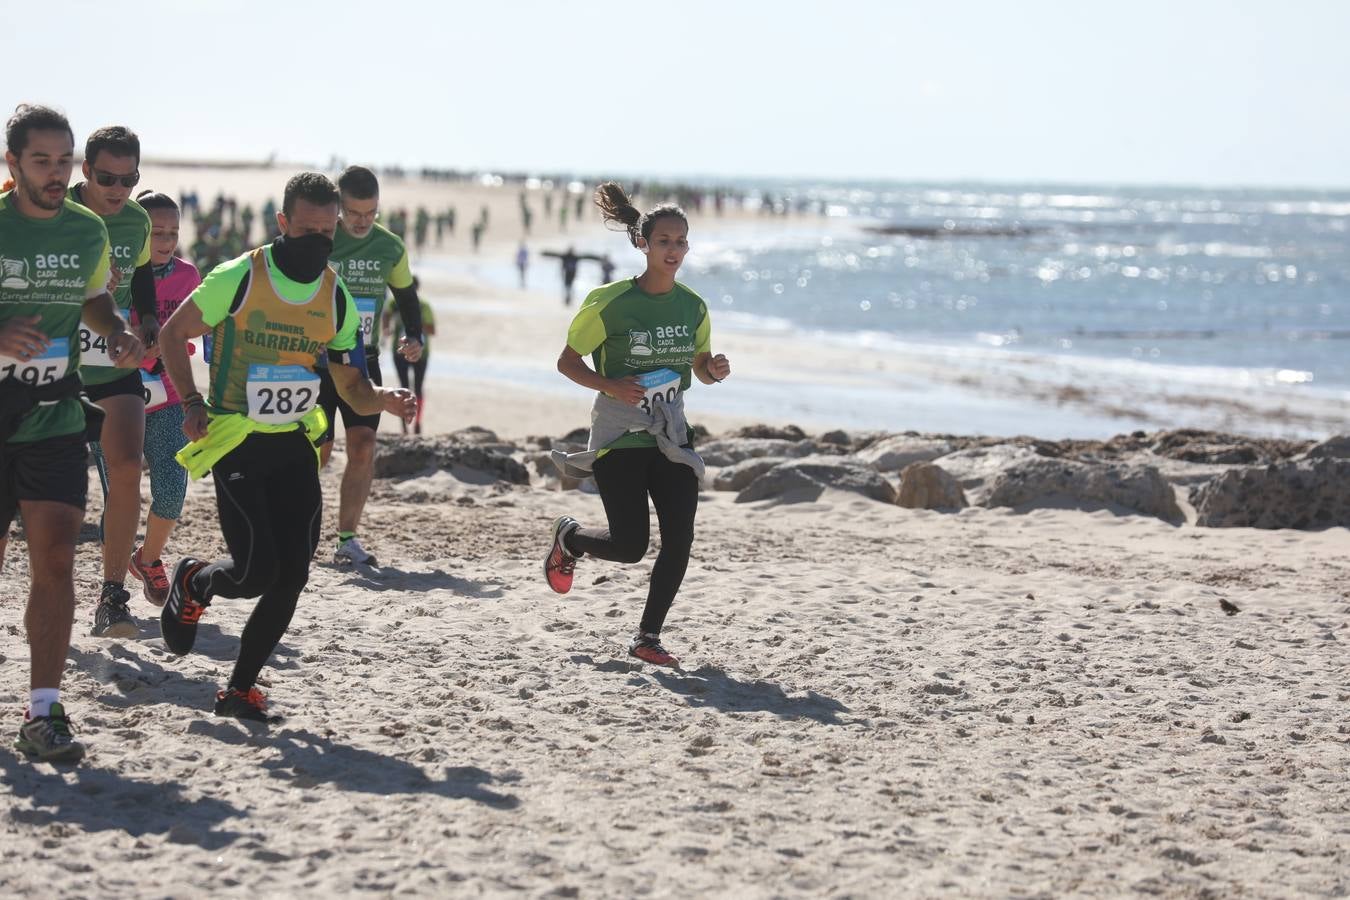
xmin=35 ymin=253 xmax=81 ymax=269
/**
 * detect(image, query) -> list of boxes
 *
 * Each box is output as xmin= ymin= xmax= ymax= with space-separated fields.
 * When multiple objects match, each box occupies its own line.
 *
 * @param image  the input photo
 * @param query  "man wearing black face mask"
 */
xmin=154 ymin=172 xmax=417 ymax=722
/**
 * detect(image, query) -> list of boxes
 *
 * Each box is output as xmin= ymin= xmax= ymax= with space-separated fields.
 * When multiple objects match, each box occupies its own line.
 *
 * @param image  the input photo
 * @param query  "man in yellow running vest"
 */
xmin=156 ymin=172 xmax=416 ymax=722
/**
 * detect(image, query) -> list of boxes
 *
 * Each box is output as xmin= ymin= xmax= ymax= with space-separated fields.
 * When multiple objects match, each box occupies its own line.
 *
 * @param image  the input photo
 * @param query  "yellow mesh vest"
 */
xmin=208 ymin=248 xmax=339 ymax=414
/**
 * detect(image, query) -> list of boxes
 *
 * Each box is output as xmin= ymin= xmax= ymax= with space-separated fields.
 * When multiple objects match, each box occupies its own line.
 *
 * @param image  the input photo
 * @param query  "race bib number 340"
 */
xmin=79 ymin=314 xmax=127 ymax=367
xmin=246 ymin=364 xmax=319 ymax=425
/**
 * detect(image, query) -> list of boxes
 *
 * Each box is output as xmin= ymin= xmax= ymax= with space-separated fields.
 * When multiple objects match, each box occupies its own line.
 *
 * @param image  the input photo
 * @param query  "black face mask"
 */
xmin=272 ymin=232 xmax=334 ymax=283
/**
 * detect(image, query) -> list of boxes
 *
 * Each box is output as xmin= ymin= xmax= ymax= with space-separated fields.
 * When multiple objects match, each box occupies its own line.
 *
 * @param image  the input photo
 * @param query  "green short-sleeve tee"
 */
xmin=567 ymin=278 xmax=711 ymax=450
xmin=387 ymin=298 xmax=434 ymax=357
xmin=330 ymin=221 xmax=413 ymax=352
xmin=69 ymin=186 xmax=152 ymax=385
xmin=0 ymin=192 xmax=112 ymax=442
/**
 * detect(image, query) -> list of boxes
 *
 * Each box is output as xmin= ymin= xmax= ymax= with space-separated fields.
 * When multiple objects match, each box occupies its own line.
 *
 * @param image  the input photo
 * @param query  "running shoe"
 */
xmin=214 ymin=687 xmax=276 ymax=723
xmin=334 ymin=536 xmax=378 ymax=567
xmin=128 ymin=546 xmax=170 ymax=606
xmin=544 ymin=515 xmax=580 ymax=594
xmin=628 ymin=633 xmax=680 ymax=668
xmin=14 ymin=703 xmax=86 ymax=762
xmin=161 ymin=557 xmax=209 ymax=655
xmin=91 ymin=584 xmax=137 ymax=638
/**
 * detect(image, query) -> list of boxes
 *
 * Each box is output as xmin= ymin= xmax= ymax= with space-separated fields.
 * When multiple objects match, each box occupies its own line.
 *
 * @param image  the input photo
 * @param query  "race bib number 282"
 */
xmin=246 ymin=364 xmax=319 ymax=425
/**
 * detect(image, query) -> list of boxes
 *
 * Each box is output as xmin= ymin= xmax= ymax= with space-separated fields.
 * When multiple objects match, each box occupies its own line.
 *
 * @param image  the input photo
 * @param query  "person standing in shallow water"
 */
xmin=543 ymin=182 xmax=732 ymax=667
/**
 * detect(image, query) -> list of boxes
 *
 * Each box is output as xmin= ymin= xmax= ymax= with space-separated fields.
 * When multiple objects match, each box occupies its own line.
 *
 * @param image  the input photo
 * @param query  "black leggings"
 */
xmin=567 ymin=446 xmax=699 ymax=635
xmin=193 ymin=429 xmax=322 ymax=692
xmin=393 ymin=352 xmax=427 ymax=397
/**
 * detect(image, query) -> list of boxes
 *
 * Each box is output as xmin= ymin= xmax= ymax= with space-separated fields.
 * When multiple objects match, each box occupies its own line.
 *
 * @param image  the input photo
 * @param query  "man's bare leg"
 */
xmin=22 ymin=499 xmax=81 ymax=691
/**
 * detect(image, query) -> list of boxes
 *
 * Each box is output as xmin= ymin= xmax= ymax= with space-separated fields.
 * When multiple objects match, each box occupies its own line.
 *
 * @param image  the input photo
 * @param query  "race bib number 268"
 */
xmin=356 ymin=297 xmax=377 ymax=343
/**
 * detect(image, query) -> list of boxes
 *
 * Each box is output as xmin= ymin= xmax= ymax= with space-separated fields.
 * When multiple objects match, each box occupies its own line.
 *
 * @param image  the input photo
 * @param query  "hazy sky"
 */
xmin=14 ymin=0 xmax=1349 ymax=187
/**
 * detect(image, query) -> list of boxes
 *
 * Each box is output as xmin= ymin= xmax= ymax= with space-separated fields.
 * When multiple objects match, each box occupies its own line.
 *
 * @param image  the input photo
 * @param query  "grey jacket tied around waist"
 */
xmin=551 ymin=390 xmax=704 ymax=480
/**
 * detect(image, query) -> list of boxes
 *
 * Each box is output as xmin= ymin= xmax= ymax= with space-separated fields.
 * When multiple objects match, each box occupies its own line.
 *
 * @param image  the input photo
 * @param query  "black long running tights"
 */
xmin=192 ymin=429 xmax=322 ymax=693
xmin=566 ymin=446 xmax=698 ymax=635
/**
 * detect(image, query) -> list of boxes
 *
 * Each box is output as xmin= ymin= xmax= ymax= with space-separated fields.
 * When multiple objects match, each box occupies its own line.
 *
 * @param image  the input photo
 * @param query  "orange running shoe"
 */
xmin=544 ymin=516 xmax=580 ymax=594
xmin=628 ymin=633 xmax=680 ymax=668
xmin=128 ymin=546 xmax=170 ymax=606
xmin=214 ymin=687 xmax=275 ymax=723
xmin=161 ymin=557 xmax=209 ymax=655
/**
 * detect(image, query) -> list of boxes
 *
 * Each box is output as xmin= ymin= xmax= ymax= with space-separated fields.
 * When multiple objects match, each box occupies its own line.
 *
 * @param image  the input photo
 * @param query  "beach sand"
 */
xmin=1 ymin=167 xmax=1347 ymax=897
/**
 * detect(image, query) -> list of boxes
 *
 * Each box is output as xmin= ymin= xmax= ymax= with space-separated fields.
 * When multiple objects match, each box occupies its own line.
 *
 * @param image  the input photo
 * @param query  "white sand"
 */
xmin=0 ymin=168 xmax=1347 ymax=897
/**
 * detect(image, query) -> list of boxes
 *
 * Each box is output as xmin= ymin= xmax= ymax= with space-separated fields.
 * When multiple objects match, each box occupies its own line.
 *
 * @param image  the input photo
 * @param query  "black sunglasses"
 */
xmin=92 ymin=169 xmax=140 ymax=188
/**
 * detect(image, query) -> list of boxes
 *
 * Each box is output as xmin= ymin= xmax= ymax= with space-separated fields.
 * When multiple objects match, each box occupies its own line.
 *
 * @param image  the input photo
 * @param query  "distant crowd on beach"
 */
xmin=181 ymin=172 xmax=824 ymax=281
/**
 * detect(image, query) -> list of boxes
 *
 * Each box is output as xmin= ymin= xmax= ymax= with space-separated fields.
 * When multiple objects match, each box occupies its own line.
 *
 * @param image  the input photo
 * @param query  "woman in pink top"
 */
xmin=127 ymin=191 xmax=201 ymax=604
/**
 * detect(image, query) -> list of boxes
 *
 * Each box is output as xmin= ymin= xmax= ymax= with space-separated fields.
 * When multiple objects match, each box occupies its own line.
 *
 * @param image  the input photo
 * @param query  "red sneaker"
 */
xmin=544 ymin=516 xmax=579 ymax=594
xmin=214 ymin=687 xmax=274 ymax=723
xmin=628 ymin=633 xmax=680 ymax=667
xmin=128 ymin=546 xmax=170 ymax=606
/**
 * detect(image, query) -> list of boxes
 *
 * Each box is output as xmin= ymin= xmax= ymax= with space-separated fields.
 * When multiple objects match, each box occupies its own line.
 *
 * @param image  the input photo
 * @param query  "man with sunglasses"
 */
xmin=68 ymin=125 xmax=159 ymax=638
xmin=317 ymin=165 xmax=423 ymax=567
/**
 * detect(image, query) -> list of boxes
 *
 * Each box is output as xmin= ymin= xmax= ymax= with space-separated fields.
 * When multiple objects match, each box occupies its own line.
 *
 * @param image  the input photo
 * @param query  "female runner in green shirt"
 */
xmin=543 ymin=183 xmax=731 ymax=667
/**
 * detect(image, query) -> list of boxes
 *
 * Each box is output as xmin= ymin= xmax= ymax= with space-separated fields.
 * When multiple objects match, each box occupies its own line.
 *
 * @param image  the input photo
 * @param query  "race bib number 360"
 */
xmin=0 ymin=337 xmax=70 ymax=387
xmin=635 ymin=367 xmax=681 ymax=416
xmin=246 ymin=364 xmax=319 ymax=425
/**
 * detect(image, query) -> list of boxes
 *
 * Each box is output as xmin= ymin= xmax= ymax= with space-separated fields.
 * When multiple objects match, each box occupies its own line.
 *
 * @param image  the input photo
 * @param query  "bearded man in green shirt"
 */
xmin=2 ymin=105 xmax=144 ymax=761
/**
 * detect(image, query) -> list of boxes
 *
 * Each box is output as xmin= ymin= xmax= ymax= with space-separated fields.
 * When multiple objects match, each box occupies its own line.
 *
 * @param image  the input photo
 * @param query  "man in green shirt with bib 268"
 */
xmin=318 ymin=165 xmax=423 ymax=567
xmin=68 ymin=125 xmax=160 ymax=638
xmin=2 ymin=104 xmax=144 ymax=762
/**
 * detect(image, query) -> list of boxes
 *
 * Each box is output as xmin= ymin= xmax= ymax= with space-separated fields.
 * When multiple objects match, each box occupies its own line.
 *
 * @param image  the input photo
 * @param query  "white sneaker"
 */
xmin=334 ymin=536 xmax=378 ymax=567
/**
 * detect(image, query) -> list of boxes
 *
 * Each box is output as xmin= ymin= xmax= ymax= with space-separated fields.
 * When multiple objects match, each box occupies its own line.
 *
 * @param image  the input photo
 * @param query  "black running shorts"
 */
xmin=0 ymin=432 xmax=89 ymax=533
xmin=317 ymin=356 xmax=382 ymax=445
xmin=83 ymin=368 xmax=146 ymax=403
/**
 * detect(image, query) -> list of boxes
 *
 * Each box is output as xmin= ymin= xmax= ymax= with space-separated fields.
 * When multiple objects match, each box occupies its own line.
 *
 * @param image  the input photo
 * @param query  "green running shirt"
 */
xmin=68 ymin=186 xmax=152 ymax=385
xmin=567 ymin=278 xmax=711 ymax=451
xmin=0 ymin=191 xmax=112 ymax=442
xmin=329 ymin=221 xmax=413 ymax=352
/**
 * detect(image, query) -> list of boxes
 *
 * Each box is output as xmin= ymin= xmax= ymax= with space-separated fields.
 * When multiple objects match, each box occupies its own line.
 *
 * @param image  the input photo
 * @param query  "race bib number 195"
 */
xmin=246 ymin=364 xmax=319 ymax=425
xmin=0 ymin=337 xmax=70 ymax=387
